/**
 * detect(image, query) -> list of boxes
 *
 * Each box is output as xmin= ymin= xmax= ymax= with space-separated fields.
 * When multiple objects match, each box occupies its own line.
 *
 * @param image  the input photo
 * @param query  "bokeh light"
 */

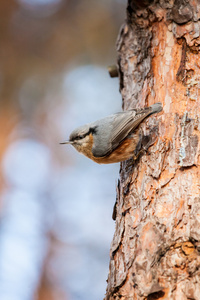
xmin=0 ymin=1 xmax=126 ymax=299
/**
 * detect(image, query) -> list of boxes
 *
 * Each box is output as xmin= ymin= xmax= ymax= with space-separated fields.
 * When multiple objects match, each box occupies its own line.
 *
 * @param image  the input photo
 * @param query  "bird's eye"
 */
xmin=76 ymin=135 xmax=84 ymax=140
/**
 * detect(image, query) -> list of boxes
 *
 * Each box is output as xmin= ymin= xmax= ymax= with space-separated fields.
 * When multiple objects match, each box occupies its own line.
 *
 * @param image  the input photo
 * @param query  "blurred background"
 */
xmin=0 ymin=1 xmax=126 ymax=300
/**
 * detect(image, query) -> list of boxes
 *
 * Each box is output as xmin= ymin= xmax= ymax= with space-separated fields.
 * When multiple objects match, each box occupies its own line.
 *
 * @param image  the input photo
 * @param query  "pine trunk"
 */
xmin=105 ymin=1 xmax=200 ymax=299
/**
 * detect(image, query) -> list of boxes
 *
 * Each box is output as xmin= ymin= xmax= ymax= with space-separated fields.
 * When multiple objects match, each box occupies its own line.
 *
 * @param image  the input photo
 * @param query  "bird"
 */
xmin=60 ymin=102 xmax=162 ymax=164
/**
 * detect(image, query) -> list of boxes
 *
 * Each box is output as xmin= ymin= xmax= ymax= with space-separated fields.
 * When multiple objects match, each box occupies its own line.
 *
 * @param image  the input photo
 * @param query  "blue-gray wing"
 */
xmin=92 ymin=109 xmax=150 ymax=157
xmin=92 ymin=103 xmax=162 ymax=157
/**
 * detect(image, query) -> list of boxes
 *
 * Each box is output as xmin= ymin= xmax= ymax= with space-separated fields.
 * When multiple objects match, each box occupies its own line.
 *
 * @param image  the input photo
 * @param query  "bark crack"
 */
xmin=176 ymin=38 xmax=187 ymax=83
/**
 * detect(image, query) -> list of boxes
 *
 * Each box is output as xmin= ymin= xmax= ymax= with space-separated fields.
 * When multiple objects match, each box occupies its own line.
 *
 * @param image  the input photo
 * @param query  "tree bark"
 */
xmin=105 ymin=0 xmax=200 ymax=299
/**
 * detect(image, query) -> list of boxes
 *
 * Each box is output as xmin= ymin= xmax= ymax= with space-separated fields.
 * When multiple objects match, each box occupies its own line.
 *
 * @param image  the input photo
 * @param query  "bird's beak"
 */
xmin=60 ymin=141 xmax=73 ymax=145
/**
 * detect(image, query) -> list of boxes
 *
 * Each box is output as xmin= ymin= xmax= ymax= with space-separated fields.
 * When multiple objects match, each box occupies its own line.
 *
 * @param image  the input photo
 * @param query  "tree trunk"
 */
xmin=105 ymin=0 xmax=200 ymax=299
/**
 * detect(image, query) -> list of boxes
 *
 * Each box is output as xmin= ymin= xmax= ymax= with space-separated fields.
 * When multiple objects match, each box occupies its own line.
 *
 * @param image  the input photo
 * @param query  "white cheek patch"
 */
xmin=82 ymin=137 xmax=89 ymax=148
xmin=75 ymin=136 xmax=89 ymax=147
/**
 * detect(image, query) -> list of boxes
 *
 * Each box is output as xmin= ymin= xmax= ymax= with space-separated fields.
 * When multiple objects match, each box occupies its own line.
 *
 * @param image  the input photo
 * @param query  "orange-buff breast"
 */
xmin=81 ymin=133 xmax=139 ymax=164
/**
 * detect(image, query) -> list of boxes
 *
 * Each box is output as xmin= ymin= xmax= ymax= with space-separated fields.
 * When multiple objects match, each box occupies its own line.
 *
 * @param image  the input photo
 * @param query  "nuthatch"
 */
xmin=60 ymin=102 xmax=162 ymax=164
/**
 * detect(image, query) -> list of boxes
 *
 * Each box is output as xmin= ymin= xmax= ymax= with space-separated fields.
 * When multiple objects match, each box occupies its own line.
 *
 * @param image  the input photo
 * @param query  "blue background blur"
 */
xmin=0 ymin=1 xmax=125 ymax=299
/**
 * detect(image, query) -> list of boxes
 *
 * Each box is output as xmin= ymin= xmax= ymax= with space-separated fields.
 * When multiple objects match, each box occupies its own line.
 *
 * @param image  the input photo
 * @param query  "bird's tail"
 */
xmin=150 ymin=102 xmax=163 ymax=114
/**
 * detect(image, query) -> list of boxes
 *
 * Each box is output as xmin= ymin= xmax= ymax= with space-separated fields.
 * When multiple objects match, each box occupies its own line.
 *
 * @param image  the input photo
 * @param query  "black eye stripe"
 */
xmin=89 ymin=126 xmax=97 ymax=134
xmin=76 ymin=135 xmax=85 ymax=140
xmin=71 ymin=126 xmax=97 ymax=141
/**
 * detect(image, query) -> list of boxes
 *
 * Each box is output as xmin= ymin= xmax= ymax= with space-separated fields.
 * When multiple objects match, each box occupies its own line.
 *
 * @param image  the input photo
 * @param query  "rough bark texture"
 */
xmin=105 ymin=0 xmax=200 ymax=299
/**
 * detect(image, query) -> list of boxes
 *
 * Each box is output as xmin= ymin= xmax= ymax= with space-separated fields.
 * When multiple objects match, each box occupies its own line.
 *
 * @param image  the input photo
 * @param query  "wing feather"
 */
xmin=92 ymin=108 xmax=152 ymax=157
xmin=110 ymin=111 xmax=150 ymax=151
